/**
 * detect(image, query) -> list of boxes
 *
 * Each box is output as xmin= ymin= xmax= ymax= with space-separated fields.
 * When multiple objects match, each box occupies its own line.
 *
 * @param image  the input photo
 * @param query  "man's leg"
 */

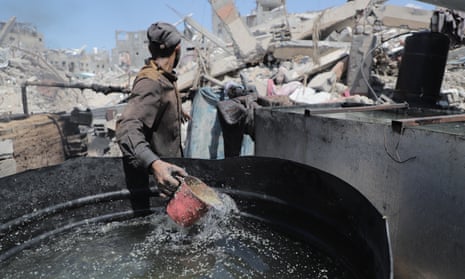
xmin=122 ymin=157 xmax=151 ymax=216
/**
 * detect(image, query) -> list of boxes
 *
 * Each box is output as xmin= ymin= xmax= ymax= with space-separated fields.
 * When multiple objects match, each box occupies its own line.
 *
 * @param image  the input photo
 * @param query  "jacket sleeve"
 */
xmin=116 ymin=78 xmax=163 ymax=169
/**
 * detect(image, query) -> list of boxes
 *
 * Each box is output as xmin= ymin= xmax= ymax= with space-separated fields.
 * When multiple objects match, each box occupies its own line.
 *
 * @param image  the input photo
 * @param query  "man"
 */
xmin=116 ymin=22 xmax=188 ymax=213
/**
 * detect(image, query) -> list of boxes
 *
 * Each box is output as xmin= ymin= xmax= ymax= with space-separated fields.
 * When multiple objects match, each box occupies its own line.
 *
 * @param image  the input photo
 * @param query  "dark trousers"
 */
xmin=122 ymin=157 xmax=152 ymax=216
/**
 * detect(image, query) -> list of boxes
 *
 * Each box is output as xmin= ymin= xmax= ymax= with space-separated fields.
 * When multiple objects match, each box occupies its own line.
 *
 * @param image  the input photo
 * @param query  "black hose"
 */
xmin=0 ymin=188 xmax=160 ymax=234
xmin=0 ymin=209 xmax=156 ymax=262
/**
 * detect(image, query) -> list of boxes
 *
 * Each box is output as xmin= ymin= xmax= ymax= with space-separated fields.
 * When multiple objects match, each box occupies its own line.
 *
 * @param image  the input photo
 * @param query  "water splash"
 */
xmin=0 ymin=194 xmax=355 ymax=279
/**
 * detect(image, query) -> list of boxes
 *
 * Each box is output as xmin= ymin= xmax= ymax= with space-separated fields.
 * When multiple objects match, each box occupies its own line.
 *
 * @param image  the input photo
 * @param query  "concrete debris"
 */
xmin=347 ymin=34 xmax=378 ymax=95
xmin=268 ymin=40 xmax=351 ymax=60
xmin=0 ymin=17 xmax=17 ymax=46
xmin=431 ymin=8 xmax=465 ymax=48
xmin=438 ymin=88 xmax=465 ymax=109
xmin=447 ymin=47 xmax=465 ymax=65
xmin=0 ymin=48 xmax=9 ymax=68
xmin=308 ymin=71 xmax=338 ymax=93
xmin=374 ymin=5 xmax=433 ymax=30
xmin=0 ymin=139 xmax=13 ymax=160
xmin=176 ymin=0 xmax=459 ymax=108
xmin=0 ymin=45 xmax=129 ymax=115
xmin=209 ymin=0 xmax=264 ymax=61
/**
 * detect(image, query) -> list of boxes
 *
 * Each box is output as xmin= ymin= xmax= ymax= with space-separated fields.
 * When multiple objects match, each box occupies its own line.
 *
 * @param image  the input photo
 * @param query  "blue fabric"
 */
xmin=185 ymin=87 xmax=226 ymax=159
xmin=185 ymin=87 xmax=254 ymax=159
xmin=241 ymin=135 xmax=254 ymax=156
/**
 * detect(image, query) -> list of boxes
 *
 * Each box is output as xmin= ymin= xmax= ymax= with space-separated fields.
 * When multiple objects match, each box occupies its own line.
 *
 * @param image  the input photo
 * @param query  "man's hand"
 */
xmin=151 ymin=160 xmax=188 ymax=198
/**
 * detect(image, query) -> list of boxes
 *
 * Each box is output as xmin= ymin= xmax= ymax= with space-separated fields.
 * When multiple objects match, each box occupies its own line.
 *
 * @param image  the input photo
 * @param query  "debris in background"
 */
xmin=2 ymin=0 xmax=465 ymax=175
xmin=431 ymin=8 xmax=465 ymax=48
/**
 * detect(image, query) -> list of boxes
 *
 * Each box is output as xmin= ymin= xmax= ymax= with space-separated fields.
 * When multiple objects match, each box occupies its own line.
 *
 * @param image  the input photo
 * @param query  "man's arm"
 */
xmin=116 ymin=79 xmax=161 ymax=169
xmin=116 ymin=79 xmax=187 ymax=197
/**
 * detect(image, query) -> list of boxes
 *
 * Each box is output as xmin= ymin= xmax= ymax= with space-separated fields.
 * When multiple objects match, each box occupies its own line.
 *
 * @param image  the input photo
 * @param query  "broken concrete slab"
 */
xmin=0 ymin=49 xmax=8 ymax=69
xmin=0 ymin=16 xmax=16 ymax=46
xmin=448 ymin=46 xmax=465 ymax=63
xmin=308 ymin=71 xmax=337 ymax=92
xmin=347 ymin=34 xmax=378 ymax=95
xmin=268 ymin=40 xmax=351 ymax=60
xmin=374 ymin=5 xmax=433 ymax=30
xmin=0 ymin=139 xmax=13 ymax=160
xmin=177 ymin=55 xmax=244 ymax=91
xmin=291 ymin=0 xmax=377 ymax=40
xmin=209 ymin=0 xmax=263 ymax=60
xmin=0 ymin=158 xmax=16 ymax=177
xmin=304 ymin=48 xmax=351 ymax=78
xmin=183 ymin=16 xmax=230 ymax=52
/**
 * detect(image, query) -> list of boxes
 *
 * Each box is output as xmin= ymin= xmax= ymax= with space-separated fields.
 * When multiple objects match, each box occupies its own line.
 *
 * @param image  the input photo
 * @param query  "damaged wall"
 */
xmin=111 ymin=30 xmax=147 ymax=71
xmin=0 ymin=17 xmax=44 ymax=51
xmin=45 ymin=48 xmax=110 ymax=77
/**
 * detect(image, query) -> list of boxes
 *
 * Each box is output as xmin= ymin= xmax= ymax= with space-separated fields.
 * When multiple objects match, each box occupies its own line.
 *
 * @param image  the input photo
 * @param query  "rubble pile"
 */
xmin=0 ymin=1 xmax=464 ymax=116
xmin=176 ymin=1 xmax=465 ymax=111
xmin=0 ymin=0 xmax=465 ymax=172
xmin=0 ymin=47 xmax=82 ymax=114
xmin=0 ymin=46 xmax=130 ymax=116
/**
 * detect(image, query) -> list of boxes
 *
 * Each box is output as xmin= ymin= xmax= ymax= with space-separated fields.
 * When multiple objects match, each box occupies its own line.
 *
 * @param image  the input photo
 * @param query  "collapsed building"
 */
xmin=1 ymin=0 xmax=465 ymax=278
xmin=111 ymin=30 xmax=147 ymax=72
xmin=0 ymin=16 xmax=44 ymax=51
xmin=44 ymin=47 xmax=111 ymax=79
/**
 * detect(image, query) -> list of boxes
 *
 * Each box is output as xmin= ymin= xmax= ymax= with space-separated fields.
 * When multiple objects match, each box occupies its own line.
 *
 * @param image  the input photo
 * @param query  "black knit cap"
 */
xmin=147 ymin=22 xmax=182 ymax=50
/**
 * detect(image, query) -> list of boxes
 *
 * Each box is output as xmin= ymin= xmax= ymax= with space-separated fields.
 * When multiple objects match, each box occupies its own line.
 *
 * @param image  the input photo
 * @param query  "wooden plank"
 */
xmin=392 ymin=114 xmax=465 ymax=133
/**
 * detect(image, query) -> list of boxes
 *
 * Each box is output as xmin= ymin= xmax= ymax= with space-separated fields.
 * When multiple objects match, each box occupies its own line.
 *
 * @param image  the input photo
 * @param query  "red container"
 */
xmin=166 ymin=176 xmax=222 ymax=227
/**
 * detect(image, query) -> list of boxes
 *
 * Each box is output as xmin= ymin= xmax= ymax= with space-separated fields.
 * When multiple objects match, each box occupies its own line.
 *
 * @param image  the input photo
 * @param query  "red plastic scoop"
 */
xmin=166 ymin=176 xmax=222 ymax=227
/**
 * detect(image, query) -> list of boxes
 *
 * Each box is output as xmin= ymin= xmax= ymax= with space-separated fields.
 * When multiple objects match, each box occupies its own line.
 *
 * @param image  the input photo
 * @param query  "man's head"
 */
xmin=147 ymin=22 xmax=181 ymax=60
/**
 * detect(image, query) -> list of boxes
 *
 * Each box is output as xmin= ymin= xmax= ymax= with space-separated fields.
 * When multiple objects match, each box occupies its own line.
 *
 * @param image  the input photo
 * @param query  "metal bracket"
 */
xmin=391 ymin=114 xmax=465 ymax=134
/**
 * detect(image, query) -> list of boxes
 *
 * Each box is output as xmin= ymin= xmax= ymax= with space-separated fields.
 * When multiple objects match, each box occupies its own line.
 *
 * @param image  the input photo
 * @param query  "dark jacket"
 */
xmin=116 ymin=59 xmax=183 ymax=170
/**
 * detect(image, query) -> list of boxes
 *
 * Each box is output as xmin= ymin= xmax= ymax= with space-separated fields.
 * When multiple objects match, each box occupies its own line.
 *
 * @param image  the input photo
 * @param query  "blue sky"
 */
xmin=0 ymin=0 xmax=434 ymax=51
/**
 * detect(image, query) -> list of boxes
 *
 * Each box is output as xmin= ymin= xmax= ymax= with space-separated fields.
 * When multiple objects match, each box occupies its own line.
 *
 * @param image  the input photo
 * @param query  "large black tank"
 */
xmin=394 ymin=32 xmax=449 ymax=107
xmin=0 ymin=157 xmax=392 ymax=279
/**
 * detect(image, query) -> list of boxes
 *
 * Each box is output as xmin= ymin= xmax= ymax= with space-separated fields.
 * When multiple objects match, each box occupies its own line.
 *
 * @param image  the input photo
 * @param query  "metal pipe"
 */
xmin=0 ymin=209 xmax=151 ymax=262
xmin=23 ymin=80 xmax=131 ymax=94
xmin=0 ymin=188 xmax=160 ymax=234
xmin=304 ymin=102 xmax=409 ymax=116
xmin=20 ymin=81 xmax=131 ymax=115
